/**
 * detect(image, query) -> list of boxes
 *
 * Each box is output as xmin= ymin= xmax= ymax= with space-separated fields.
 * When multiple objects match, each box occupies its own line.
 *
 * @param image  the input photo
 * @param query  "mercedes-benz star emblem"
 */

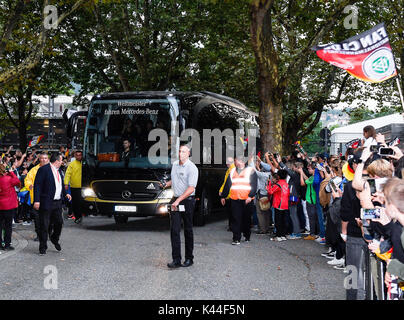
xmin=122 ymin=190 xmax=132 ymax=199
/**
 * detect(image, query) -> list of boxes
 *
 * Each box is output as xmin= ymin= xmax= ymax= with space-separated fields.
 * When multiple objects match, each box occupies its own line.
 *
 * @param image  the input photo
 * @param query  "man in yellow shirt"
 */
xmin=219 ymin=157 xmax=235 ymax=231
xmin=64 ymin=150 xmax=83 ymax=224
xmin=25 ymin=152 xmax=49 ymax=241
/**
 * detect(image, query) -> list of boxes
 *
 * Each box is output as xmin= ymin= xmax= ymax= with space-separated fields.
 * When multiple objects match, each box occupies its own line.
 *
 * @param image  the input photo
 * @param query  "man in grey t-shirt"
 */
xmin=162 ymin=144 xmax=198 ymax=268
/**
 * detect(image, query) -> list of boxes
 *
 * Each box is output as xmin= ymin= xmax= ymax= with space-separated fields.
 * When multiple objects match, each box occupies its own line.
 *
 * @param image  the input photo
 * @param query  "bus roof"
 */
xmin=90 ymin=91 xmax=257 ymax=116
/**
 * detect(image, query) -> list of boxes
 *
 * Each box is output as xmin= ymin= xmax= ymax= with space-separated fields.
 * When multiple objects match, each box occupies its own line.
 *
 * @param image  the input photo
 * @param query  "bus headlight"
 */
xmin=158 ymin=189 xmax=174 ymax=199
xmin=82 ymin=188 xmax=96 ymax=198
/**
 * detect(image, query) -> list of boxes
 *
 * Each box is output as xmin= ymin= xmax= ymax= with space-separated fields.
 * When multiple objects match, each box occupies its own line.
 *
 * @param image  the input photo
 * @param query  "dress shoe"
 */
xmin=52 ymin=242 xmax=61 ymax=251
xmin=50 ymin=239 xmax=61 ymax=251
xmin=181 ymin=259 xmax=193 ymax=267
xmin=167 ymin=261 xmax=181 ymax=269
xmin=3 ymin=246 xmax=15 ymax=251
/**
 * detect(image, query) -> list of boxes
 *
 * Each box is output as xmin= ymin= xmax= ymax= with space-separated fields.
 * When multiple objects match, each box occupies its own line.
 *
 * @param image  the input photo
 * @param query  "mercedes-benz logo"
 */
xmin=122 ymin=190 xmax=132 ymax=199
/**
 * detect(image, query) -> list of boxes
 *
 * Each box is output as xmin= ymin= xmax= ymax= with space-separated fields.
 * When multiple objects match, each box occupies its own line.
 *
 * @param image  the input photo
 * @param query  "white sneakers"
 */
xmin=327 ymin=258 xmax=345 ymax=266
xmin=270 ymin=237 xmax=287 ymax=242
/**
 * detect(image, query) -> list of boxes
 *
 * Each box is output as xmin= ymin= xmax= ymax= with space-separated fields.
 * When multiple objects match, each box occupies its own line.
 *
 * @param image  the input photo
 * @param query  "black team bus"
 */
xmin=66 ymin=91 xmax=259 ymax=225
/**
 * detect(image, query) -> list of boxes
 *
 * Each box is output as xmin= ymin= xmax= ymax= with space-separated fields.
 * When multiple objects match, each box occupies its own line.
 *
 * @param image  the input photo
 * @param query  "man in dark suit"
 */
xmin=33 ymin=152 xmax=71 ymax=255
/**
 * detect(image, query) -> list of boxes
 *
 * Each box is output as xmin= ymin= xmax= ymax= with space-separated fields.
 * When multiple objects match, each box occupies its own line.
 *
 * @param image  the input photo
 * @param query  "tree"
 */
xmin=0 ymin=1 xmax=76 ymax=151
xmin=249 ymin=0 xmax=362 ymax=154
xmin=249 ymin=0 xmax=403 ymax=154
xmin=59 ymin=0 xmax=258 ymax=107
xmin=0 ymin=0 xmax=91 ymax=86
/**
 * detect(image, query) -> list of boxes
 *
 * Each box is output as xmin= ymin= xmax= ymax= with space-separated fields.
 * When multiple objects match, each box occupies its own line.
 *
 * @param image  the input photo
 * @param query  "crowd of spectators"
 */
xmin=0 ymin=145 xmax=79 ymax=250
xmin=221 ymin=125 xmax=403 ymax=300
xmin=1 ymin=124 xmax=403 ymax=300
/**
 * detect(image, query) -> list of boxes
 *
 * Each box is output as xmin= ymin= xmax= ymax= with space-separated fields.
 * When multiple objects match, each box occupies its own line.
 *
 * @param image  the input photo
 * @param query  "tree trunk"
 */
xmin=17 ymin=95 xmax=28 ymax=152
xmin=282 ymin=127 xmax=300 ymax=155
xmin=250 ymin=0 xmax=284 ymax=154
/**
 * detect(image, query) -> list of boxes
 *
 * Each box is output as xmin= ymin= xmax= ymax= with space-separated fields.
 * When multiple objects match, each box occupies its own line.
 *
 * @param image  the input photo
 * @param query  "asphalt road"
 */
xmin=0 ymin=212 xmax=347 ymax=300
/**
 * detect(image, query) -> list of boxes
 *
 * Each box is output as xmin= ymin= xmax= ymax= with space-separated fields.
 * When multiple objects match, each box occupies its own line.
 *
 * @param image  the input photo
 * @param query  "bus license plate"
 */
xmin=115 ymin=205 xmax=137 ymax=212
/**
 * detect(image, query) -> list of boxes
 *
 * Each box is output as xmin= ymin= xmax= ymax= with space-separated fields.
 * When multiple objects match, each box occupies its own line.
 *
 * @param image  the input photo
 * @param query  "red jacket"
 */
xmin=266 ymin=179 xmax=290 ymax=210
xmin=0 ymin=172 xmax=21 ymax=211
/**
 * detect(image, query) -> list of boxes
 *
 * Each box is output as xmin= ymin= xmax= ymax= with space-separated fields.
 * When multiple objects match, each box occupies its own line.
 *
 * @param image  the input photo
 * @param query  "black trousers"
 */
xmin=170 ymin=197 xmax=196 ymax=263
xmin=38 ymin=200 xmax=64 ymax=252
xmin=274 ymin=208 xmax=288 ymax=237
xmin=70 ymin=188 xmax=82 ymax=219
xmin=325 ymin=210 xmax=346 ymax=259
xmin=0 ymin=209 xmax=15 ymax=247
xmin=225 ymin=199 xmax=233 ymax=228
xmin=231 ymin=199 xmax=253 ymax=241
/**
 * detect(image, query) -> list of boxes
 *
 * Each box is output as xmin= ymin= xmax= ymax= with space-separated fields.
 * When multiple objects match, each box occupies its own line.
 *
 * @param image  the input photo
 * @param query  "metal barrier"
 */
xmin=364 ymin=249 xmax=387 ymax=300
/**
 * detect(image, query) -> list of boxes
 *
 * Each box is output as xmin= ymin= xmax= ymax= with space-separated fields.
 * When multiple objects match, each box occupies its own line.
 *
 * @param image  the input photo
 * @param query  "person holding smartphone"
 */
xmin=0 ymin=164 xmax=21 ymax=251
xmin=162 ymin=144 xmax=198 ymax=269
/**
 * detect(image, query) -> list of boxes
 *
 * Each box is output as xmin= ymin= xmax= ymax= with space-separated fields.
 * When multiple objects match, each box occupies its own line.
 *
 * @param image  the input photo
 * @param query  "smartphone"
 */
xmin=378 ymin=147 xmax=394 ymax=156
xmin=388 ymin=137 xmax=400 ymax=147
xmin=367 ymin=177 xmax=387 ymax=194
xmin=367 ymin=178 xmax=376 ymax=194
xmin=316 ymin=163 xmax=323 ymax=171
xmin=361 ymin=208 xmax=381 ymax=220
xmin=170 ymin=204 xmax=185 ymax=212
xmin=329 ymin=180 xmax=337 ymax=193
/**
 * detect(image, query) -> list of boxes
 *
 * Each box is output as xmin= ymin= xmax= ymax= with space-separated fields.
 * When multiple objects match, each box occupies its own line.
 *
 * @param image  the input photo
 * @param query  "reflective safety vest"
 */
xmin=229 ymin=166 xmax=254 ymax=200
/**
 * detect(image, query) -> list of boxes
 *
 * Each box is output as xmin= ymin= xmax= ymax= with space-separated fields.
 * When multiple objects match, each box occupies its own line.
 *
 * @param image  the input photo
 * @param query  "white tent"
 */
xmin=330 ymin=113 xmax=404 ymax=154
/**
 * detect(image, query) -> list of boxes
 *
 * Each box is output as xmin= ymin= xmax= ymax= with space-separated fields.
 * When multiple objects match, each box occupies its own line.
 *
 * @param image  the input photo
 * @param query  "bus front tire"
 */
xmin=194 ymin=189 xmax=210 ymax=226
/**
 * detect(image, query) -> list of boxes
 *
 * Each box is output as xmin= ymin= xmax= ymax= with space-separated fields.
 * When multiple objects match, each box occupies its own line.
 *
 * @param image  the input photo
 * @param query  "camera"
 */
xmin=361 ymin=208 xmax=381 ymax=220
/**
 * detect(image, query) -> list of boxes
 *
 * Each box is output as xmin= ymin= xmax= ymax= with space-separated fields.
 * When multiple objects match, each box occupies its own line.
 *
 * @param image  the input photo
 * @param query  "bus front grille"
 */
xmin=92 ymin=181 xmax=159 ymax=201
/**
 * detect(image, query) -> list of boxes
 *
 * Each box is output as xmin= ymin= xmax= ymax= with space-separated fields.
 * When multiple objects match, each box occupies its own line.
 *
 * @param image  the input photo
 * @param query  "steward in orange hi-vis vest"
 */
xmin=229 ymin=166 xmax=255 ymax=200
xmin=220 ymin=159 xmax=258 ymax=245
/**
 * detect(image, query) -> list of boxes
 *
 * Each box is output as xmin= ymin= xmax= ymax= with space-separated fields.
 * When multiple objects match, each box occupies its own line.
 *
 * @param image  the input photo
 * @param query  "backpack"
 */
xmin=319 ymin=178 xmax=331 ymax=208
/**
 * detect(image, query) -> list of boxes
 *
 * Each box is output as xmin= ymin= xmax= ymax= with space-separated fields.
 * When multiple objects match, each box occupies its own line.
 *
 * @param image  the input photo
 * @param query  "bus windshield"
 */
xmin=84 ymin=98 xmax=178 ymax=169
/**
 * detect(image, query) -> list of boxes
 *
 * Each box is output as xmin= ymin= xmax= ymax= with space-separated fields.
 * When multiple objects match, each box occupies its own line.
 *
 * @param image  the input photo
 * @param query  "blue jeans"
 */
xmin=315 ymin=194 xmax=325 ymax=238
xmin=252 ymin=205 xmax=258 ymax=226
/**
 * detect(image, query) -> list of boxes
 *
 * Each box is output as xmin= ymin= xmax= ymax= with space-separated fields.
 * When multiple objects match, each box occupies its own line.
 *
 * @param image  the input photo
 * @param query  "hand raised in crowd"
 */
xmin=368 ymin=240 xmax=380 ymax=254
xmin=375 ymin=133 xmax=386 ymax=145
xmin=387 ymin=146 xmax=403 ymax=161
xmin=331 ymin=188 xmax=343 ymax=199
xmin=356 ymin=182 xmax=374 ymax=209
xmin=371 ymin=207 xmax=391 ymax=226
